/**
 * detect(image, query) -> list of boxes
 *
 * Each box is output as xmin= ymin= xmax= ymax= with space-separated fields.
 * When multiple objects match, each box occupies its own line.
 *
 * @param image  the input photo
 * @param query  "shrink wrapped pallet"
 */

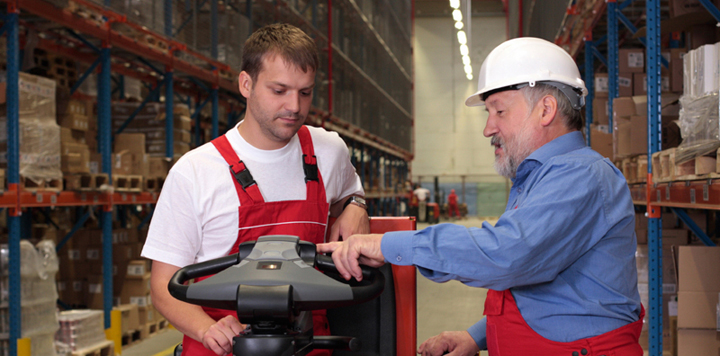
xmin=0 ymin=72 xmax=62 ymax=187
xmin=0 ymin=240 xmax=60 ymax=356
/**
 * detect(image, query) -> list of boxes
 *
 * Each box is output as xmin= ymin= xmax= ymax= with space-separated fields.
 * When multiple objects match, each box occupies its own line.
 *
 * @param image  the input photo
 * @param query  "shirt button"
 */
xmin=396 ymin=256 xmax=402 ymax=262
xmin=581 ymin=349 xmax=588 ymax=355
xmin=572 ymin=352 xmax=578 ymax=356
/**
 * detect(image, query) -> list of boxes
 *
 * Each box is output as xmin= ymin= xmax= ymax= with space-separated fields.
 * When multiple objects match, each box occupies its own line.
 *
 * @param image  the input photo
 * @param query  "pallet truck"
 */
xmin=168 ymin=235 xmax=386 ymax=356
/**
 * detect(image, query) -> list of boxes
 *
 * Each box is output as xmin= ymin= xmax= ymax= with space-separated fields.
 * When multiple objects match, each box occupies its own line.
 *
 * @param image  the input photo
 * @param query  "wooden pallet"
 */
xmin=622 ymin=155 xmax=648 ymax=184
xmin=651 ymin=148 xmax=718 ymax=183
xmin=140 ymin=318 xmax=170 ymax=339
xmin=71 ymin=340 xmax=114 ymax=356
xmin=113 ymin=175 xmax=143 ymax=192
xmin=65 ymin=173 xmax=110 ymax=191
xmin=121 ymin=328 xmax=142 ymax=348
xmin=21 ymin=176 xmax=62 ymax=192
xmin=143 ymin=176 xmax=164 ymax=192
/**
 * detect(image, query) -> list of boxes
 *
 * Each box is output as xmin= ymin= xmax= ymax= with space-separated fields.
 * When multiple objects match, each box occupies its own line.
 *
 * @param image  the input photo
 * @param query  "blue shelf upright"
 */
xmin=5 ymin=2 xmax=21 ymax=355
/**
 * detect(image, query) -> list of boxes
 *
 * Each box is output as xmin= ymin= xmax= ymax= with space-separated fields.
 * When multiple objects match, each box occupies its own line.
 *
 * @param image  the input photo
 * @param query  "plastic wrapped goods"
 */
xmin=0 ymin=240 xmax=60 ymax=356
xmin=0 ymin=72 xmax=62 ymax=186
xmin=55 ymin=310 xmax=106 ymax=352
xmin=675 ymin=92 xmax=720 ymax=164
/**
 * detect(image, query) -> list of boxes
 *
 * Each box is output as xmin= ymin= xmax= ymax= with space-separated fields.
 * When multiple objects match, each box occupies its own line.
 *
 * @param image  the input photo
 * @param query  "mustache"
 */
xmin=491 ymin=136 xmax=503 ymax=147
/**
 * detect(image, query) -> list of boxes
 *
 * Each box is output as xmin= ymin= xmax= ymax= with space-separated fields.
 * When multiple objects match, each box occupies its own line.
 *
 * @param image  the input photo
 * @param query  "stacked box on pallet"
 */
xmin=55 ymin=309 xmax=108 ymax=353
xmin=673 ymin=42 xmax=720 ymax=174
xmin=111 ymin=102 xmax=192 ymax=162
xmin=634 ymin=211 xmax=688 ymax=355
xmin=56 ymin=228 xmax=142 ymax=310
xmin=0 ymin=240 xmax=60 ymax=356
xmin=676 ymin=246 xmax=720 ymax=354
xmin=0 ymin=72 xmax=62 ymax=190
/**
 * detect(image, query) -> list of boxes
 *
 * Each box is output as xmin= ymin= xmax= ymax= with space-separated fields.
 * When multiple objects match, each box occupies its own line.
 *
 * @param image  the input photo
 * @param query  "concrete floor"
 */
xmin=123 ymin=217 xmax=495 ymax=356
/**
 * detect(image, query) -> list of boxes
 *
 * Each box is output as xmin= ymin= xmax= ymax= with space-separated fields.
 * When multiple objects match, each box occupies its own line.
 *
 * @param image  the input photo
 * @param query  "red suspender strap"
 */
xmin=296 ymin=126 xmax=322 ymax=202
xmin=211 ymin=135 xmax=264 ymax=205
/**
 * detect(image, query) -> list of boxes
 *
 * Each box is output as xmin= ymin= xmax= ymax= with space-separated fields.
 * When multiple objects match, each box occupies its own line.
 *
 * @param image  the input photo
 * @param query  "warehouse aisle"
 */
xmin=123 ymin=217 xmax=495 ymax=356
xmin=416 ymin=218 xmax=492 ymax=356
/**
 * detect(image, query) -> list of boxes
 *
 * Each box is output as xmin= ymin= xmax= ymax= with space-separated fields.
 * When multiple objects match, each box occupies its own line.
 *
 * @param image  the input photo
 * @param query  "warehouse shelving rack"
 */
xmin=566 ymin=0 xmax=720 ymax=355
xmin=0 ymin=0 xmax=414 ymax=354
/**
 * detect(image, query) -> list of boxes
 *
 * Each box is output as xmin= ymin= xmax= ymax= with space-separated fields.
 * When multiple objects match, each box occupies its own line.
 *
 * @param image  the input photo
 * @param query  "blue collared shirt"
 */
xmin=382 ymin=131 xmax=641 ymax=349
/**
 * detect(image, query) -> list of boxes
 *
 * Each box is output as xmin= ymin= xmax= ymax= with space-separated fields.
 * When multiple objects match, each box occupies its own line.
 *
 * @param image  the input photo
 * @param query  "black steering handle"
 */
xmin=168 ymin=238 xmax=384 ymax=311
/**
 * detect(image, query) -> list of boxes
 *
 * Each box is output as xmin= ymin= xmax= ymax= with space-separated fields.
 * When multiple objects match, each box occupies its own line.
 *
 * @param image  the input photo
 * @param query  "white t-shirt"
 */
xmin=414 ymin=187 xmax=430 ymax=202
xmin=141 ymin=123 xmax=364 ymax=267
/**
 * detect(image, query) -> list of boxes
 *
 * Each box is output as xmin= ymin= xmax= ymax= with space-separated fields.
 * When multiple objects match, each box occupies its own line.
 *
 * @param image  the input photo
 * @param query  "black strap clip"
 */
xmin=303 ymin=155 xmax=319 ymax=183
xmin=231 ymin=165 xmax=256 ymax=189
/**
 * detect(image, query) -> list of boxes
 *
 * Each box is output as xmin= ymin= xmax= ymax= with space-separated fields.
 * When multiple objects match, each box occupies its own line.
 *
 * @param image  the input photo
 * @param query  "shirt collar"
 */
xmin=514 ymin=131 xmax=586 ymax=182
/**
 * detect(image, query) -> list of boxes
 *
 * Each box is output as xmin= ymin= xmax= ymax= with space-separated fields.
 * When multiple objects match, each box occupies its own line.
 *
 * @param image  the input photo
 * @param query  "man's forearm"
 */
xmin=153 ymin=290 xmax=217 ymax=342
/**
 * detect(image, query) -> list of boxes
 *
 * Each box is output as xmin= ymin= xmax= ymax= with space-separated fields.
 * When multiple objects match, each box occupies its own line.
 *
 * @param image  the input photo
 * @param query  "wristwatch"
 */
xmin=342 ymin=196 xmax=368 ymax=210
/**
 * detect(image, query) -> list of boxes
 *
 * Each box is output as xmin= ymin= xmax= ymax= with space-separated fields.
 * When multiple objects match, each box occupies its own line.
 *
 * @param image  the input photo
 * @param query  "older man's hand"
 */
xmin=316 ymin=234 xmax=385 ymax=281
xmin=418 ymin=331 xmax=480 ymax=356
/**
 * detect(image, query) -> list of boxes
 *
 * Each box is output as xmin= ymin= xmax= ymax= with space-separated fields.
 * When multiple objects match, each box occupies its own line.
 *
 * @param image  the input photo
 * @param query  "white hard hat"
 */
xmin=465 ymin=37 xmax=588 ymax=109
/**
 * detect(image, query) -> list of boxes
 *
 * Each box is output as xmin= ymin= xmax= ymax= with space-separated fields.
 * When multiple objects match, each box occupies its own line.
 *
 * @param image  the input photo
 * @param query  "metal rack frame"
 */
xmin=575 ymin=0 xmax=720 ymax=354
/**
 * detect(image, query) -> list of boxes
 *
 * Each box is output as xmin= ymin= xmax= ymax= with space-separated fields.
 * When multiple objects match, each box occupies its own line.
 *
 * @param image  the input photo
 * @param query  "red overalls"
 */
xmin=181 ymin=126 xmax=332 ymax=356
xmin=484 ymin=289 xmax=644 ymax=356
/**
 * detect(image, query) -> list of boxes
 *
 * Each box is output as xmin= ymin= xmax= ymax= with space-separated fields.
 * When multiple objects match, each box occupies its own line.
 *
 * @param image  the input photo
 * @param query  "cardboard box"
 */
xmin=133 ymin=153 xmax=150 ymax=176
xmin=127 ymin=260 xmax=151 ymax=278
xmin=594 ymin=73 xmax=608 ymax=97
xmin=677 ymin=291 xmax=719 ymax=329
xmin=677 ymin=329 xmax=720 ymax=355
xmin=591 ymin=128 xmax=613 ymax=159
xmin=670 ymin=0 xmax=720 ymax=17
xmin=86 ymin=274 xmax=104 ymax=309
xmin=614 ymin=117 xmax=632 ymax=159
xmin=668 ymin=49 xmax=686 ymax=93
xmin=116 ymin=304 xmax=140 ymax=333
xmin=147 ymin=141 xmax=191 ymax=157
xmin=144 ymin=129 xmax=193 ymax=144
xmin=592 ymin=98 xmax=608 ymax=125
xmin=629 ymin=115 xmax=648 ymax=156
xmin=61 ymin=143 xmax=90 ymax=174
xmin=613 ymin=97 xmax=636 ymax=118
xmin=632 ymin=73 xmax=670 ymax=95
xmin=138 ymin=304 xmax=157 ymax=325
xmin=636 ymin=228 xmax=689 ymax=245
xmin=619 ymin=49 xmax=645 ymax=73
xmin=120 ymin=272 xmax=152 ymax=305
xmin=678 ymin=246 xmax=720 ymax=291
xmin=112 ymin=150 xmax=133 ymax=175
xmin=60 ymin=280 xmax=86 ymax=305
xmin=618 ymin=72 xmax=633 ymax=97
xmin=148 ymin=157 xmax=169 ymax=178
xmin=60 ymin=127 xmax=86 ymax=145
xmin=61 ymin=98 xmax=88 ymax=117
xmin=115 ymin=133 xmax=146 ymax=155
xmin=59 ymin=114 xmax=89 ymax=131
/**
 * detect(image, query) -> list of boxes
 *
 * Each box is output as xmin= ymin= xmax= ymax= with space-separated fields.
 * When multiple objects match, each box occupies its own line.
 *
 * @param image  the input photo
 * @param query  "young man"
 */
xmin=319 ymin=37 xmax=642 ymax=356
xmin=142 ymin=24 xmax=369 ymax=356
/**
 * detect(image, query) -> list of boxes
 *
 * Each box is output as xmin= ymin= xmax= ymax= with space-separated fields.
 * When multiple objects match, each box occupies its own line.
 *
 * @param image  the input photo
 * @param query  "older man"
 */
xmin=318 ymin=37 xmax=642 ymax=356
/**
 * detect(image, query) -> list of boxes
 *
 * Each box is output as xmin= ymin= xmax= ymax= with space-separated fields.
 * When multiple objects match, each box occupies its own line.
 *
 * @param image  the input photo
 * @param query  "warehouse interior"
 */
xmin=1 ymin=0 xmax=719 ymax=355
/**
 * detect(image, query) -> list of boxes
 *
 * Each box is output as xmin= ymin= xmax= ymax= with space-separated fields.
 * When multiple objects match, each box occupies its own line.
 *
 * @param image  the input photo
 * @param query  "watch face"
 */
xmin=354 ymin=197 xmax=366 ymax=205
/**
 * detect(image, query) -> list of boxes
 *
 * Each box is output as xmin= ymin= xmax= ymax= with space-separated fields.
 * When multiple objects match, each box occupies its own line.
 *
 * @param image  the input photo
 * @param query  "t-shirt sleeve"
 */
xmin=313 ymin=128 xmax=364 ymax=204
xmin=141 ymin=167 xmax=202 ymax=267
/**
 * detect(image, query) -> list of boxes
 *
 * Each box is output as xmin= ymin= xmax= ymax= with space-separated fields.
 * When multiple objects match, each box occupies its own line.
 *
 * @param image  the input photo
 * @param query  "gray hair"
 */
xmin=520 ymin=83 xmax=583 ymax=131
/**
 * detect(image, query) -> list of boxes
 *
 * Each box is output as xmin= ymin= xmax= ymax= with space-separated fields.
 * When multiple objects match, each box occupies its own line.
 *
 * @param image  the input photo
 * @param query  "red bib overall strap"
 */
xmin=484 ymin=289 xmax=644 ymax=356
xmin=183 ymin=127 xmax=331 ymax=356
xmin=211 ymin=135 xmax=264 ymax=205
xmin=297 ymin=125 xmax=325 ymax=203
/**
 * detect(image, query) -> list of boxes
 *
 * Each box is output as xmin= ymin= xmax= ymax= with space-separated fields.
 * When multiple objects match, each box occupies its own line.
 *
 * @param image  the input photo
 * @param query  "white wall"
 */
xmin=413 ymin=16 xmax=507 ymax=183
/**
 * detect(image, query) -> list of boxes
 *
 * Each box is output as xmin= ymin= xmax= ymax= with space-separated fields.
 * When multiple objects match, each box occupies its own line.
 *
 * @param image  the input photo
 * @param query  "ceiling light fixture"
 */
xmin=450 ymin=1 xmax=472 ymax=81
